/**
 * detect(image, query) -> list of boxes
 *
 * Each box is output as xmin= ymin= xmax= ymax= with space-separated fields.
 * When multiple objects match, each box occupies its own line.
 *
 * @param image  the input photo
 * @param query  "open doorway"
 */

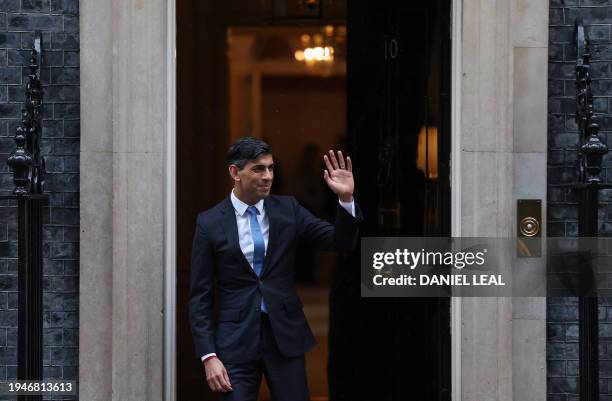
xmin=176 ymin=1 xmax=451 ymax=400
xmin=227 ymin=24 xmax=348 ymax=399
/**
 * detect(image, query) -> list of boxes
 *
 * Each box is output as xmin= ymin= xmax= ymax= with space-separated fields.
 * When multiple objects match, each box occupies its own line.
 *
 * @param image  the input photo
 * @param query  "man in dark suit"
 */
xmin=189 ymin=137 xmax=361 ymax=401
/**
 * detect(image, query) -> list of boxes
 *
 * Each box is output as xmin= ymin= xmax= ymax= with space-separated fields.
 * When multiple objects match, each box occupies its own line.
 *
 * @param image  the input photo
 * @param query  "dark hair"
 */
xmin=226 ymin=137 xmax=272 ymax=170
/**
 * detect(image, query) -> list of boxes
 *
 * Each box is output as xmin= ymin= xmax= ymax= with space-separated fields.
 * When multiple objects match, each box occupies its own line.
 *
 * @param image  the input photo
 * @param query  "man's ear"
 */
xmin=228 ymin=165 xmax=240 ymax=182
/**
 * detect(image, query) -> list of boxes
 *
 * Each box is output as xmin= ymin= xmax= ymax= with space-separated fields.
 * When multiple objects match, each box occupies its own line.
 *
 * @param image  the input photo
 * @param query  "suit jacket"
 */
xmin=189 ymin=194 xmax=361 ymax=364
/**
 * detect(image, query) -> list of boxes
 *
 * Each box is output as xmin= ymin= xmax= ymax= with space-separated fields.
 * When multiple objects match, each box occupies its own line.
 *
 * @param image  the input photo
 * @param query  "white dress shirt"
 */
xmin=201 ymin=191 xmax=355 ymax=362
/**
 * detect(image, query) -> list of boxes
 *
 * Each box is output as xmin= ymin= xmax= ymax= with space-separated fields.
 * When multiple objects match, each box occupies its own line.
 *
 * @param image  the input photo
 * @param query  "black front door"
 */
xmin=332 ymin=1 xmax=452 ymax=399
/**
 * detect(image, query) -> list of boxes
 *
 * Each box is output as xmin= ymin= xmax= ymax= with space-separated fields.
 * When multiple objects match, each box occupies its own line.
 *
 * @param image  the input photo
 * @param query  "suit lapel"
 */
xmin=220 ymin=196 xmax=259 ymax=279
xmin=262 ymin=197 xmax=279 ymax=277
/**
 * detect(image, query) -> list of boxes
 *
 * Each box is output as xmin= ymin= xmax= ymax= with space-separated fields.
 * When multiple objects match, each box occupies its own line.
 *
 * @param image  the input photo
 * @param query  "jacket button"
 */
xmin=255 ymin=307 xmax=260 ymax=312
xmin=258 ymin=280 xmax=263 ymax=285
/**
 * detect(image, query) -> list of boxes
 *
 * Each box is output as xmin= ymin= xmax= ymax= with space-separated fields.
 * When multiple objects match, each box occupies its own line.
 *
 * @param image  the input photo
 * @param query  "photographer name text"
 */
xmin=372 ymin=274 xmax=506 ymax=286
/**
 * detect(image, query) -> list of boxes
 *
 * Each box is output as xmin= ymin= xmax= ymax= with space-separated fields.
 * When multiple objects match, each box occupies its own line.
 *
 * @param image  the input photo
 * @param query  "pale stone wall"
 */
xmin=80 ymin=0 xmax=168 ymax=399
xmin=458 ymin=0 xmax=548 ymax=400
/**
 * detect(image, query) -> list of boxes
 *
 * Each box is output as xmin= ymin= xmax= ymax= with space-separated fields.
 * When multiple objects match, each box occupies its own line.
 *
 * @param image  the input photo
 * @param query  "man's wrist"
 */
xmin=338 ymin=194 xmax=353 ymax=203
xmin=202 ymin=353 xmax=217 ymax=363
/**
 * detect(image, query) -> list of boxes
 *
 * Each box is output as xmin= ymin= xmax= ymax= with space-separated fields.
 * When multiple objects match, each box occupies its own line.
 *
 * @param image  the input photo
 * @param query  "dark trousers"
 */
xmin=219 ymin=314 xmax=310 ymax=401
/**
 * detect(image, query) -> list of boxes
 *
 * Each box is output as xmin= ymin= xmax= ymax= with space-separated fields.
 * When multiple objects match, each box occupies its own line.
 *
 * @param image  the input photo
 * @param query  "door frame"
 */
xmin=450 ymin=0 xmax=462 ymax=401
xmin=163 ymin=1 xmax=464 ymax=400
xmin=165 ymin=0 xmax=177 ymax=399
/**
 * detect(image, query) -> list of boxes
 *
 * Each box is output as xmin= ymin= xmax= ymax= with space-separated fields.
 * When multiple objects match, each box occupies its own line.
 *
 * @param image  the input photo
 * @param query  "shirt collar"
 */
xmin=230 ymin=190 xmax=265 ymax=217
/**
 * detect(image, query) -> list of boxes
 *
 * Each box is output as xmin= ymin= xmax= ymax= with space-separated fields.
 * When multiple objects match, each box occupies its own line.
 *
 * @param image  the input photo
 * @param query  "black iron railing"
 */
xmin=2 ymin=31 xmax=47 ymax=401
xmin=574 ymin=18 xmax=611 ymax=401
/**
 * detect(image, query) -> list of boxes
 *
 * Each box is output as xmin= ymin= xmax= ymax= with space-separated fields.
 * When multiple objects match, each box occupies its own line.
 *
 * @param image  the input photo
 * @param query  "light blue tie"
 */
xmin=247 ymin=206 xmax=267 ymax=313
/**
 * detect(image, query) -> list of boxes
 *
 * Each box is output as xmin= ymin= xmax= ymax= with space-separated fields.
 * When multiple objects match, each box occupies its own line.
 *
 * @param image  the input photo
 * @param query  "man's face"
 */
xmin=232 ymin=154 xmax=274 ymax=202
